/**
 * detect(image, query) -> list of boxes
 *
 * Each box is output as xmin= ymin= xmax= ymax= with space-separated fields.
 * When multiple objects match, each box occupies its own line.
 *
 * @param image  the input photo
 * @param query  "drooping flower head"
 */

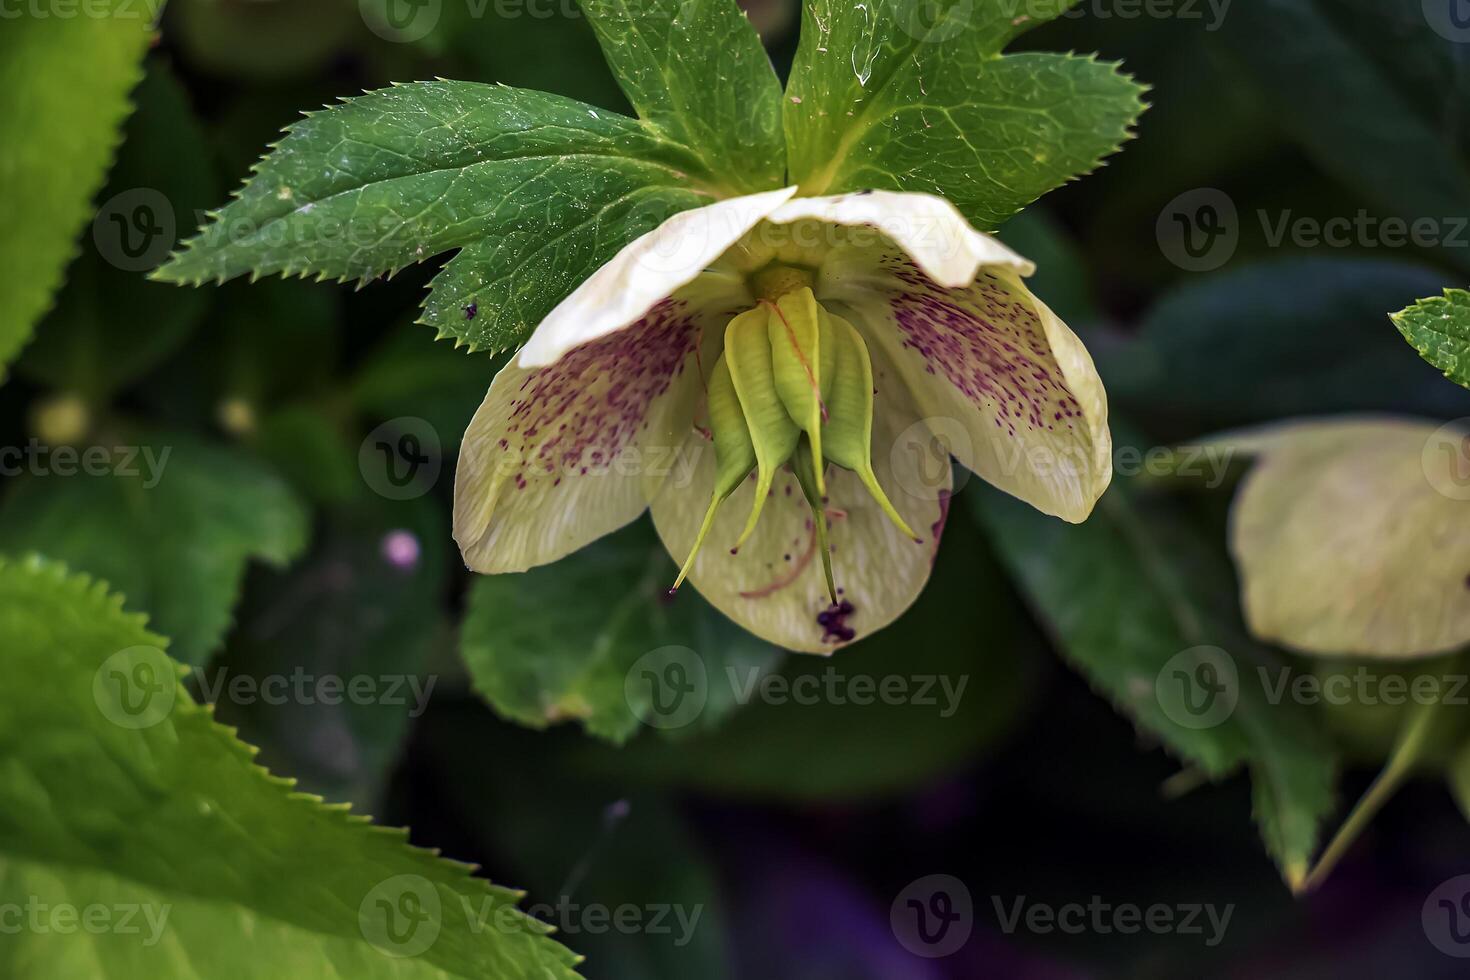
xmin=454 ymin=187 xmax=1111 ymax=651
xmin=153 ymin=0 xmax=1142 ymax=653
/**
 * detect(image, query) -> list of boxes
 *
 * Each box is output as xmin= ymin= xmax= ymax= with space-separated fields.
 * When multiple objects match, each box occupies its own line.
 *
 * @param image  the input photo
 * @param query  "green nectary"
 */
xmin=671 ymin=275 xmax=917 ymax=599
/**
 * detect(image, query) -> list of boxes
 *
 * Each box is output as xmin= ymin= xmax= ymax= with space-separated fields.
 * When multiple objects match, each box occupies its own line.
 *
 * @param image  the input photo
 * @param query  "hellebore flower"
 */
xmin=453 ymin=186 xmax=1111 ymax=652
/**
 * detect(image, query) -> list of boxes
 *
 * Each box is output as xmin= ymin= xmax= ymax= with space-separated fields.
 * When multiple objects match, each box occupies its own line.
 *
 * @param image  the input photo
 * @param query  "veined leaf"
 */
xmin=0 ymin=0 xmax=162 ymax=380
xmin=155 ymin=80 xmax=716 ymax=353
xmin=0 ymin=555 xmax=580 ymax=980
xmin=784 ymin=0 xmax=1146 ymax=229
xmin=971 ymin=445 xmax=1337 ymax=885
xmin=1392 ymin=288 xmax=1470 ymax=390
xmin=580 ymin=0 xmax=786 ymax=191
xmin=0 ymin=433 xmax=309 ymax=666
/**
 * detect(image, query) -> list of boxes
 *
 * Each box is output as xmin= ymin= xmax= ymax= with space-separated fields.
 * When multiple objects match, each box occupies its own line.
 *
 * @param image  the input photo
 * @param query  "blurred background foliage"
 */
xmin=4 ymin=0 xmax=1470 ymax=976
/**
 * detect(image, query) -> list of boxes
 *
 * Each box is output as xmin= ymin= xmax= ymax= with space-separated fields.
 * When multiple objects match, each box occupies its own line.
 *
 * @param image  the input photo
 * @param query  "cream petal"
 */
xmin=650 ymin=347 xmax=948 ymax=654
xmin=829 ymin=264 xmax=1110 ymax=523
xmin=766 ymin=190 xmax=1033 ymax=287
xmin=1209 ymin=416 xmax=1470 ymax=658
xmin=454 ymin=299 xmax=711 ymax=573
xmin=517 ymin=186 xmax=798 ymax=369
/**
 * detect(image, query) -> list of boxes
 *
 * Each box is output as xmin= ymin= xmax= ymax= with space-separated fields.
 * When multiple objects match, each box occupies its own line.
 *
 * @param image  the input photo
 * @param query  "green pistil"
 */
xmin=751 ymin=263 xmax=816 ymax=302
xmin=671 ymin=282 xmax=916 ymax=594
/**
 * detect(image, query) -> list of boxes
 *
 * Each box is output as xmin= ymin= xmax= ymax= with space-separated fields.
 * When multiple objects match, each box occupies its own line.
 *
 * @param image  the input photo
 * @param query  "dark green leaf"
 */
xmin=155 ymin=80 xmax=716 ymax=354
xmin=0 ymin=433 xmax=309 ymax=666
xmin=971 ymin=447 xmax=1337 ymax=884
xmin=1217 ymin=0 xmax=1470 ymax=258
xmin=20 ymin=59 xmax=216 ymax=398
xmin=0 ymin=0 xmax=161 ymax=379
xmin=461 ymin=519 xmax=782 ymax=745
xmin=579 ymin=0 xmax=786 ymax=192
xmin=784 ymin=0 xmax=1146 ymax=229
xmin=1107 ymin=259 xmax=1470 ymax=437
xmin=212 ymin=495 xmax=448 ymax=807
xmin=0 ymin=555 xmax=580 ymax=979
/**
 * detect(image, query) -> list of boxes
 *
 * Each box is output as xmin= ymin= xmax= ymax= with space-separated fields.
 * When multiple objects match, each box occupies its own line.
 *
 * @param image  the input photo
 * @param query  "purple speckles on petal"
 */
xmin=817 ymin=599 xmax=857 ymax=644
xmin=497 ymin=299 xmax=697 ymax=488
xmin=888 ymin=269 xmax=1082 ymax=439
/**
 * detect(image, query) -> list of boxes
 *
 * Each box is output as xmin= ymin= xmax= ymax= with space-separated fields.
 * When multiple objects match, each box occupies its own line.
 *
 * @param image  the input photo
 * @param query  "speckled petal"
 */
xmin=650 ymin=344 xmax=947 ymax=653
xmin=828 ymin=263 xmax=1110 ymax=523
xmin=455 ymin=300 xmax=708 ymax=573
xmin=518 ymin=186 xmax=798 ymax=368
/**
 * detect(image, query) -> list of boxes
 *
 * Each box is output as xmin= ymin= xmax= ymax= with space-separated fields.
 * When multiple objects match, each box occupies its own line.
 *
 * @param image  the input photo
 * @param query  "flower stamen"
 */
xmin=670 ymin=282 xmax=917 ymax=595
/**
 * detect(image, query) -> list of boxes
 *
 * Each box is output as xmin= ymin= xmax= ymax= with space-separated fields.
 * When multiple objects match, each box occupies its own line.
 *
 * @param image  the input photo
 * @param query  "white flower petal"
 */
xmin=767 ymin=190 xmax=1033 ymax=288
xmin=831 ymin=265 xmax=1110 ymax=523
xmin=454 ymin=300 xmax=710 ymax=572
xmin=1210 ymin=416 xmax=1470 ymax=658
xmin=518 ymin=186 xmax=799 ymax=369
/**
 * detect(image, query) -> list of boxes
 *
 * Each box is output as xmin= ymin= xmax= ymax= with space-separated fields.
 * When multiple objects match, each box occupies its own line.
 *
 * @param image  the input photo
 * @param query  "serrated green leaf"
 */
xmin=155 ymin=80 xmax=715 ymax=354
xmin=0 ymin=0 xmax=162 ymax=380
xmin=1392 ymin=288 xmax=1470 ymax=390
xmin=971 ymin=449 xmax=1337 ymax=884
xmin=19 ymin=59 xmax=216 ymax=399
xmin=784 ymin=0 xmax=1146 ymax=229
xmin=0 ymin=434 xmax=309 ymax=666
xmin=579 ymin=0 xmax=786 ymax=192
xmin=0 ymin=554 xmax=581 ymax=980
xmin=461 ymin=519 xmax=782 ymax=745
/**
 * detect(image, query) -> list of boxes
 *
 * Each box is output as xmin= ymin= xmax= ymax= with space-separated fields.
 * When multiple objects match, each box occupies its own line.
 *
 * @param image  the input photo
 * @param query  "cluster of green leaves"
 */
xmin=153 ymin=0 xmax=1144 ymax=356
xmin=0 ymin=0 xmax=1155 ymax=975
